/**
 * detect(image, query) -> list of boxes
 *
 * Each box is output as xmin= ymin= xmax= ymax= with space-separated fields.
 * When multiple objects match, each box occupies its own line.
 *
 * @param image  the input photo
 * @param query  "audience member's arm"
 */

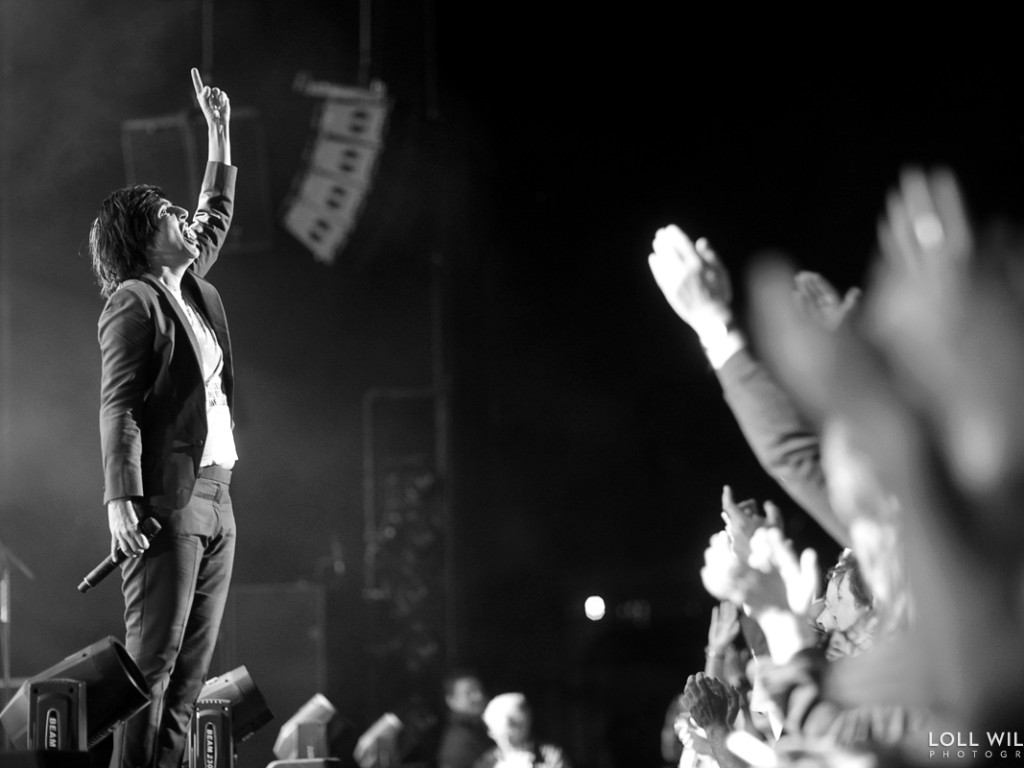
xmin=704 ymin=600 xmax=741 ymax=677
xmin=648 ymin=225 xmax=850 ymax=547
xmin=716 ymin=348 xmax=848 ymax=547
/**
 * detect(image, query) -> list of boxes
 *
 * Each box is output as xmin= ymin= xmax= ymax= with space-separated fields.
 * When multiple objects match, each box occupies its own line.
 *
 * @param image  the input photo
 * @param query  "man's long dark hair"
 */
xmin=89 ymin=184 xmax=164 ymax=298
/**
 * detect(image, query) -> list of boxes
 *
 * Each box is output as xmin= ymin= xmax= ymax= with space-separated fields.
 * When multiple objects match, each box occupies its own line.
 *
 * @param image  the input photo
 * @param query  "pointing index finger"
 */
xmin=191 ymin=67 xmax=205 ymax=97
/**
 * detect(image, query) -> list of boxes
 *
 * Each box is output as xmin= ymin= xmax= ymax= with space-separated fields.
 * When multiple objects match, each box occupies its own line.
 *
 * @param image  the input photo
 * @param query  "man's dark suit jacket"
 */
xmin=98 ymin=162 xmax=237 ymax=511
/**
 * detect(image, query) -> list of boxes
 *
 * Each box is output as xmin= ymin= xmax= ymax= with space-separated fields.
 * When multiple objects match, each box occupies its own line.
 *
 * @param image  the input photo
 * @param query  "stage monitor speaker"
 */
xmin=187 ymin=699 xmax=233 ymax=768
xmin=0 ymin=637 xmax=149 ymax=749
xmin=26 ymin=680 xmax=86 ymax=752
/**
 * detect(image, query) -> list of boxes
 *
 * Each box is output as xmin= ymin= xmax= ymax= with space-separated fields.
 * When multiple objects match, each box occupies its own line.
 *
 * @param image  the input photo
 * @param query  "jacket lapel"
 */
xmin=142 ymin=274 xmax=203 ymax=369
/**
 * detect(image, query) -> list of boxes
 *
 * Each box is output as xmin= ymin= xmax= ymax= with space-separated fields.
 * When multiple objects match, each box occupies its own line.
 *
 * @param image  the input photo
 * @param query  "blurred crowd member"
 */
xmin=438 ymin=669 xmax=493 ymax=768
xmin=701 ymin=499 xmax=931 ymax=751
xmin=744 ymin=166 xmax=1024 ymax=762
xmin=477 ymin=693 xmax=570 ymax=768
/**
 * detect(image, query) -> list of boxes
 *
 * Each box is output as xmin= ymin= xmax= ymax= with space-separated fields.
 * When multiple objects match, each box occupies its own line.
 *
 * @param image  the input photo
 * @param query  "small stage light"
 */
xmin=273 ymin=693 xmax=340 ymax=760
xmin=197 ymin=666 xmax=273 ymax=744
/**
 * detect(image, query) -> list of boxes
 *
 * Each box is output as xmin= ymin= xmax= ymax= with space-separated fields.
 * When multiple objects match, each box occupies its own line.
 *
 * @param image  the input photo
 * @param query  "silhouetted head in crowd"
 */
xmin=443 ymin=669 xmax=487 ymax=718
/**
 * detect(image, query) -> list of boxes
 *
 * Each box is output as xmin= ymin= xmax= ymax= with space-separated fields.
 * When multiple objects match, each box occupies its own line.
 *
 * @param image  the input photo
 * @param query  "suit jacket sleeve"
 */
xmin=98 ymin=285 xmax=154 ymax=503
xmin=190 ymin=161 xmax=237 ymax=279
xmin=715 ymin=348 xmax=850 ymax=547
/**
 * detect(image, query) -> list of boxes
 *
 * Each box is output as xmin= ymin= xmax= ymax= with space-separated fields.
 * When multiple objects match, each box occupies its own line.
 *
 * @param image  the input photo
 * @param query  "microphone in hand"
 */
xmin=78 ymin=517 xmax=162 ymax=593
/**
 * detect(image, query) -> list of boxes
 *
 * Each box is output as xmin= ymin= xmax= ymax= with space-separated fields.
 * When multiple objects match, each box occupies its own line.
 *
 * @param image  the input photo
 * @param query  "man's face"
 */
xmin=822 ymin=572 xmax=863 ymax=632
xmin=149 ymin=199 xmax=199 ymax=268
xmin=499 ymin=710 xmax=530 ymax=749
xmin=446 ymin=677 xmax=486 ymax=717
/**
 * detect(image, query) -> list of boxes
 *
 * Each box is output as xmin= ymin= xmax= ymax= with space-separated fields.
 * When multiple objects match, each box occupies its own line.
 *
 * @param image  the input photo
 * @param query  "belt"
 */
xmin=198 ymin=465 xmax=232 ymax=485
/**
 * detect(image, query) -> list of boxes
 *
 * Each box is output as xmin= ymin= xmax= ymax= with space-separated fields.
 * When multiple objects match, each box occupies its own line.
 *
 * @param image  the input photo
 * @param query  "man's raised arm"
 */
xmin=192 ymin=67 xmax=231 ymax=165
xmin=647 ymin=224 xmax=850 ymax=547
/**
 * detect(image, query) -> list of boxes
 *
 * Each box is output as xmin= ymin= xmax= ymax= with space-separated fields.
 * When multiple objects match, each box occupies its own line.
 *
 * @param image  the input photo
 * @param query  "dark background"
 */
xmin=2 ymin=4 xmax=1024 ymax=767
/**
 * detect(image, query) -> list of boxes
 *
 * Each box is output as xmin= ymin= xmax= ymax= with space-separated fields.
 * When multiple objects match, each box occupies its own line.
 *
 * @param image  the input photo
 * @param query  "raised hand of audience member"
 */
xmin=700 ymin=530 xmax=752 ymax=608
xmin=747 ymin=526 xmax=819 ymax=619
xmin=793 ymin=271 xmax=861 ymax=332
xmin=867 ymin=168 xmax=978 ymax=415
xmin=720 ymin=484 xmax=784 ymax=561
xmin=648 ymin=225 xmax=744 ymax=367
xmin=876 ymin=167 xmax=973 ymax=280
xmin=704 ymin=600 xmax=742 ymax=679
xmin=683 ymin=672 xmax=741 ymax=731
xmin=706 ymin=512 xmax=825 ymax=660
xmin=682 ymin=673 xmax=749 ymax=768
xmin=706 ymin=600 xmax=742 ymax=656
xmin=701 ymin=528 xmax=792 ymax=615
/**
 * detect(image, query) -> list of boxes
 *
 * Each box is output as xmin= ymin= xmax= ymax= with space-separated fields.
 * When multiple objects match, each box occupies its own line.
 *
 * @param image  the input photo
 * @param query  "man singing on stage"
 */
xmin=89 ymin=68 xmax=238 ymax=768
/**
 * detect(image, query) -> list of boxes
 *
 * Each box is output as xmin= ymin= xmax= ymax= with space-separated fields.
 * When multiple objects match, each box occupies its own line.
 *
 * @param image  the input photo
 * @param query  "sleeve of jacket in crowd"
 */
xmin=714 ymin=347 xmax=850 ymax=547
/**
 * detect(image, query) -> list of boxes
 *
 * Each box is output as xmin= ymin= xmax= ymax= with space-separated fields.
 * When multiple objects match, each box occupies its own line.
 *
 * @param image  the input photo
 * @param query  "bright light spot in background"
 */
xmin=584 ymin=595 xmax=606 ymax=621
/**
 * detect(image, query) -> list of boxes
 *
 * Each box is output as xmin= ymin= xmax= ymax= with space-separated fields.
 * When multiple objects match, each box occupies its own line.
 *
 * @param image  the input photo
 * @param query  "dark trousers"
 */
xmin=111 ymin=474 xmax=236 ymax=768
